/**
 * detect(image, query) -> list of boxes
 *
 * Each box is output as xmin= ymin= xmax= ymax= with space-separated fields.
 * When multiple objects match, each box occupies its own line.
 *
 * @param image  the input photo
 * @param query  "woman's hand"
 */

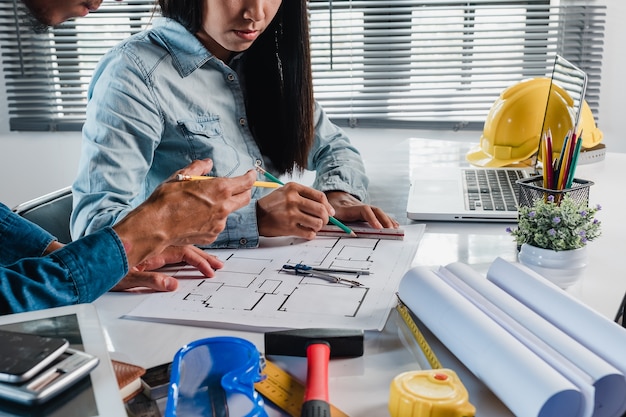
xmin=256 ymin=182 xmax=335 ymax=240
xmin=110 ymin=245 xmax=224 ymax=292
xmin=326 ymin=191 xmax=399 ymax=229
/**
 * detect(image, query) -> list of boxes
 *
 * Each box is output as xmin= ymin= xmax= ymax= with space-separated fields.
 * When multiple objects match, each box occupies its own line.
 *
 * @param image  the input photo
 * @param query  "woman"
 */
xmin=71 ymin=0 xmax=398 ymax=248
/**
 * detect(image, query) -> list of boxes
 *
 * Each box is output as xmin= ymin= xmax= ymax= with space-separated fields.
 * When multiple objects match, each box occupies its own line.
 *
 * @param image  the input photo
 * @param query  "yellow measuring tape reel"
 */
xmin=391 ymin=298 xmax=476 ymax=417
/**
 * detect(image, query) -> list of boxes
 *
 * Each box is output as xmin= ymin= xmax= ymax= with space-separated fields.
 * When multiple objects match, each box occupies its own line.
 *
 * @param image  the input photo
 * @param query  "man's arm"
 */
xmin=0 ymin=228 xmax=127 ymax=315
xmin=0 ymin=159 xmax=255 ymax=315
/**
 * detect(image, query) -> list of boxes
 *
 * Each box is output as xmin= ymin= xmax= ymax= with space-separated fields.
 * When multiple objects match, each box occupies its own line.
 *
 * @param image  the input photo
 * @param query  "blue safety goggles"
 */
xmin=164 ymin=336 xmax=267 ymax=417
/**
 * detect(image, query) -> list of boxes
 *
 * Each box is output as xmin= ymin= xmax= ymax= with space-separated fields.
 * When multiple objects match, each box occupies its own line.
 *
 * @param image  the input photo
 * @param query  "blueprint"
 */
xmin=125 ymin=225 xmax=424 ymax=331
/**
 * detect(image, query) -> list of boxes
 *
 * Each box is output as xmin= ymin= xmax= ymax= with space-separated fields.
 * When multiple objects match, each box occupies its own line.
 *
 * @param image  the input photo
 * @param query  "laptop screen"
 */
xmin=534 ymin=55 xmax=588 ymax=170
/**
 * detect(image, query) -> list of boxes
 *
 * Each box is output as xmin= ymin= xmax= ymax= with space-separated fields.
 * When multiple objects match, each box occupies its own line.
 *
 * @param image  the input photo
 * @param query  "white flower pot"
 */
xmin=518 ymin=243 xmax=588 ymax=289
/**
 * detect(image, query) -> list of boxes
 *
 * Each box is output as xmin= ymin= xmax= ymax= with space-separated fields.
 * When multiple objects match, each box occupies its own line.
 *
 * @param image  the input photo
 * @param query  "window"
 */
xmin=0 ymin=0 xmax=606 ymax=132
xmin=309 ymin=0 xmax=606 ymax=129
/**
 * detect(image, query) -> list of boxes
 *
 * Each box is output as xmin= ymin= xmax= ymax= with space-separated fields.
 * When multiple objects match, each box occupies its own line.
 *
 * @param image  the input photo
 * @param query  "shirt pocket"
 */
xmin=178 ymin=117 xmax=241 ymax=177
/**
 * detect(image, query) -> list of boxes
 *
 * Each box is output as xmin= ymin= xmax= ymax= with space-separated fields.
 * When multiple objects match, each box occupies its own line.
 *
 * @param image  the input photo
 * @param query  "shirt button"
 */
xmin=227 ymin=73 xmax=235 ymax=81
xmin=239 ymin=118 xmax=246 ymax=126
xmin=239 ymin=238 xmax=248 ymax=246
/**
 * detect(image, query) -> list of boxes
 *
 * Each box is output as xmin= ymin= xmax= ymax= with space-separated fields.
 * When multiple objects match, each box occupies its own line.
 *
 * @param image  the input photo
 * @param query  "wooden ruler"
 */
xmin=395 ymin=298 xmax=442 ymax=369
xmin=255 ymin=359 xmax=349 ymax=417
xmin=317 ymin=224 xmax=405 ymax=240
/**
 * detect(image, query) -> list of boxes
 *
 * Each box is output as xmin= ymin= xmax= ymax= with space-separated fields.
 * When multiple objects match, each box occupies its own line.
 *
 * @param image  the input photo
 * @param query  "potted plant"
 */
xmin=506 ymin=194 xmax=602 ymax=288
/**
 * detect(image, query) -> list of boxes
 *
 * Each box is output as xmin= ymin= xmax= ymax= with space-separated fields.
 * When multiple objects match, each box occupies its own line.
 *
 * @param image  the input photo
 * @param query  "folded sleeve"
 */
xmin=0 ymin=203 xmax=56 ymax=265
xmin=0 ymin=227 xmax=128 ymax=315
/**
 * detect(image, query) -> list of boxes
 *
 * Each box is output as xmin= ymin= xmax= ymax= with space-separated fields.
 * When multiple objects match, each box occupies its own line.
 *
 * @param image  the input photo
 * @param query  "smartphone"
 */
xmin=0 ymin=348 xmax=99 ymax=405
xmin=0 ymin=330 xmax=69 ymax=383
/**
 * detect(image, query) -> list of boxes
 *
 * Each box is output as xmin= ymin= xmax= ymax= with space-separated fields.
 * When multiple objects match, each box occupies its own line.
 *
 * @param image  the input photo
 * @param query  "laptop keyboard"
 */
xmin=463 ymin=169 xmax=525 ymax=212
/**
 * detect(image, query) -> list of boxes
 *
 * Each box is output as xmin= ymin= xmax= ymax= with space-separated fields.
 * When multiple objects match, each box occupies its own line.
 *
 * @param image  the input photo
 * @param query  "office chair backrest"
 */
xmin=12 ymin=187 xmax=73 ymax=244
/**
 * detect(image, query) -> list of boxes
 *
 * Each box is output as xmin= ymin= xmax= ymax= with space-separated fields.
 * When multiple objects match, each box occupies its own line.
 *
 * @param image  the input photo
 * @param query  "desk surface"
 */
xmin=94 ymin=135 xmax=626 ymax=416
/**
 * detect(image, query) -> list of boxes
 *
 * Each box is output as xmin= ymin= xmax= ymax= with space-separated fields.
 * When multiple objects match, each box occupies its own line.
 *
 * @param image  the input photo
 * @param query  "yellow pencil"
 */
xmin=176 ymin=174 xmax=280 ymax=188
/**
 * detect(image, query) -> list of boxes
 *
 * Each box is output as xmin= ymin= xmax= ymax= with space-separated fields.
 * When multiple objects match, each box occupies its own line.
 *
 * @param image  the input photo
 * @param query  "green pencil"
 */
xmin=255 ymin=165 xmax=357 ymax=237
xmin=565 ymin=132 xmax=583 ymax=189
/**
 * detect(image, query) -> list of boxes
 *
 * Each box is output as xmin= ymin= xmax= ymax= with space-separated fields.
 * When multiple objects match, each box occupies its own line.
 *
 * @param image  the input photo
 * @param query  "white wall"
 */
xmin=1 ymin=0 xmax=624 ymax=208
xmin=0 ymin=132 xmax=82 ymax=208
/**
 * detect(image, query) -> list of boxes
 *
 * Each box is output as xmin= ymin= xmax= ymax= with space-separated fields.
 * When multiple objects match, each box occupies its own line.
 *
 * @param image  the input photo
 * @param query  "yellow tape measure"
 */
xmin=395 ymin=298 xmax=442 ymax=369
xmin=255 ymin=359 xmax=349 ymax=417
xmin=392 ymin=299 xmax=476 ymax=417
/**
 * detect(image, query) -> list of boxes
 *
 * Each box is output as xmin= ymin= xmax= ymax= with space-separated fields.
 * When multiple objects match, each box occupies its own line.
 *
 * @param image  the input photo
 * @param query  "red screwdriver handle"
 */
xmin=301 ymin=341 xmax=331 ymax=417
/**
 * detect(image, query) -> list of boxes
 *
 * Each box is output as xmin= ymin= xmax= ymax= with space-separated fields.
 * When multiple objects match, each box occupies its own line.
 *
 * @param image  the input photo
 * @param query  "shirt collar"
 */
xmin=149 ymin=17 xmax=217 ymax=77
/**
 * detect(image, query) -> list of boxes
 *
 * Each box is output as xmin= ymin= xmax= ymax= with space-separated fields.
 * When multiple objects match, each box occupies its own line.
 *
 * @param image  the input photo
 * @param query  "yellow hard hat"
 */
xmin=467 ymin=77 xmax=575 ymax=167
xmin=578 ymin=100 xmax=603 ymax=148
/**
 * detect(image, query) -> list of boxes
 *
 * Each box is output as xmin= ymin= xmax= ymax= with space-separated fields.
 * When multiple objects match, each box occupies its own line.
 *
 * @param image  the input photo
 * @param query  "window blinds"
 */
xmin=0 ymin=0 xmax=606 ymax=132
xmin=309 ymin=0 xmax=606 ymax=129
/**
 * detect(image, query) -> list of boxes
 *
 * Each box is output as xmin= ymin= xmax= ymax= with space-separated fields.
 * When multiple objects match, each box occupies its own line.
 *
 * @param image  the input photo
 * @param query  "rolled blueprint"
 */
xmin=486 ymin=257 xmax=626 ymax=415
xmin=398 ymin=266 xmax=582 ymax=417
xmin=444 ymin=261 xmax=625 ymax=417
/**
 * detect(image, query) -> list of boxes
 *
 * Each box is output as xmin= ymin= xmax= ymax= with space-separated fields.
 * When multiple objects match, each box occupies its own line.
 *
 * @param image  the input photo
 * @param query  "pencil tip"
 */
xmin=349 ymin=231 xmax=357 ymax=238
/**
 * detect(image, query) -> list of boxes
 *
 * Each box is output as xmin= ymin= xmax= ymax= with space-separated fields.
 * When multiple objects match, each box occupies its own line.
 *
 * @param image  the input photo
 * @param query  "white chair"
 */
xmin=12 ymin=187 xmax=73 ymax=244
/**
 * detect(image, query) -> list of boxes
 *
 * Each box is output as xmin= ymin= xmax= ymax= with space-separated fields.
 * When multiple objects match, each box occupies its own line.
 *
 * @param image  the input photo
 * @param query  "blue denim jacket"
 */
xmin=0 ymin=203 xmax=127 ymax=315
xmin=71 ymin=18 xmax=370 ymax=248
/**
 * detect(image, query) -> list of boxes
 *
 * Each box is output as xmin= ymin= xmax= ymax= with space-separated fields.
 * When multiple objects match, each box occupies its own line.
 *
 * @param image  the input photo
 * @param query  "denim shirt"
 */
xmin=71 ymin=18 xmax=370 ymax=248
xmin=0 ymin=203 xmax=128 ymax=315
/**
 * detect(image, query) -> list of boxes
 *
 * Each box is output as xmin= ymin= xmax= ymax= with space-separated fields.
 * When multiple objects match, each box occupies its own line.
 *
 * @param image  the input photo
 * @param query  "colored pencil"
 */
xmin=554 ymin=130 xmax=572 ymax=190
xmin=545 ymin=132 xmax=554 ymax=189
xmin=565 ymin=132 xmax=584 ymax=189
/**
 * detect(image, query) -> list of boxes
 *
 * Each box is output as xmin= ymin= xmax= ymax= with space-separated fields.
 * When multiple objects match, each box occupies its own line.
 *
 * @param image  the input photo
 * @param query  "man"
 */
xmin=20 ymin=0 xmax=107 ymax=27
xmin=1 ymin=1 xmax=257 ymax=314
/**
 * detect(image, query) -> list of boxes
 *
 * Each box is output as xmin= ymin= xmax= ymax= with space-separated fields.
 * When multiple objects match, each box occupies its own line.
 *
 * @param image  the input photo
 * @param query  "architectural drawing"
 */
xmin=126 ymin=226 xmax=423 ymax=331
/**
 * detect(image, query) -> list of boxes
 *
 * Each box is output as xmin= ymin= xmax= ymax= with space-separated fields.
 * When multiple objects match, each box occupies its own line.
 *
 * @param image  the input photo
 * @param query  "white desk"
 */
xmin=94 ymin=135 xmax=626 ymax=416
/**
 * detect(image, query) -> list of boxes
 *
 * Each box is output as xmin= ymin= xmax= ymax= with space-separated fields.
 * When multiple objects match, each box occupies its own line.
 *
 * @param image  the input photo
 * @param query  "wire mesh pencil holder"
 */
xmin=516 ymin=176 xmax=593 ymax=208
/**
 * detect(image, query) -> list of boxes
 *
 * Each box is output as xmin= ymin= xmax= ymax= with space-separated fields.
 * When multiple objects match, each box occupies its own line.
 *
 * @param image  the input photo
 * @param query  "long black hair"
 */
xmin=158 ymin=0 xmax=315 ymax=175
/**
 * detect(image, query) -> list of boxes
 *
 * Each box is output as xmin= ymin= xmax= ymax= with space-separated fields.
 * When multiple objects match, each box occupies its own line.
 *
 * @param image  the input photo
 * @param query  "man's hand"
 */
xmin=113 ymin=159 xmax=256 ymax=268
xmin=110 ymin=245 xmax=223 ymax=292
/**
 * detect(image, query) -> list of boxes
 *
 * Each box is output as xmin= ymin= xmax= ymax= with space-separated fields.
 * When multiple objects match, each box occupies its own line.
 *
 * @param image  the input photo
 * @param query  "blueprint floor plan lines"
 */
xmin=125 ymin=225 xmax=425 ymax=331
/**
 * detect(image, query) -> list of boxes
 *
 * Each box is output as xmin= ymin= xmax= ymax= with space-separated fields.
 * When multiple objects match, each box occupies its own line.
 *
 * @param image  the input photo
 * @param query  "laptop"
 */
xmin=406 ymin=55 xmax=588 ymax=222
